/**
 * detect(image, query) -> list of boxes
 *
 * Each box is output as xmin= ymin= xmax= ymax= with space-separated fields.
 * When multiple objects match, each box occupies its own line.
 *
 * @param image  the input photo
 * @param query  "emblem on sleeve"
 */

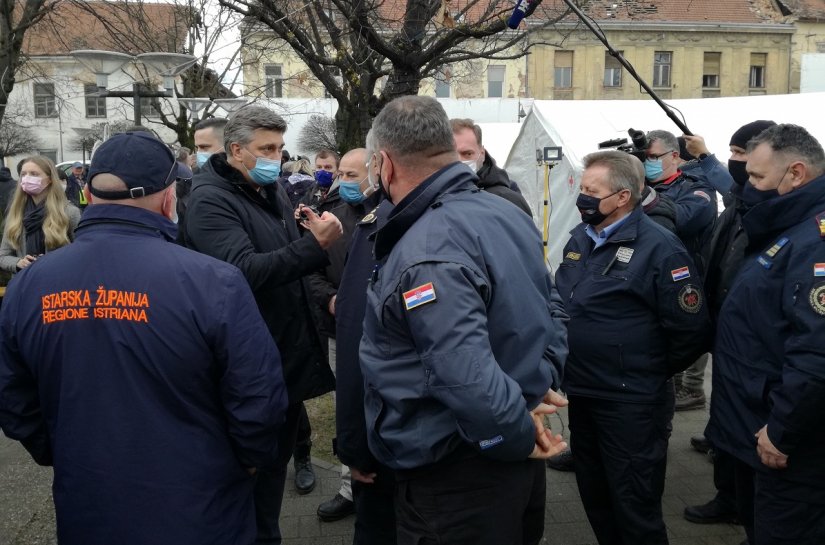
xmin=403 ymin=282 xmax=437 ymax=311
xmin=360 ymin=207 xmax=378 ymax=224
xmin=815 ymin=263 xmax=825 ymax=277
xmin=565 ymin=251 xmax=581 ymax=261
xmin=678 ymin=284 xmax=702 ymax=314
xmin=810 ymin=283 xmax=825 ymax=316
xmin=693 ymin=190 xmax=711 ymax=202
xmin=765 ymin=237 xmax=789 ymax=258
xmin=670 ymin=266 xmax=690 ymax=282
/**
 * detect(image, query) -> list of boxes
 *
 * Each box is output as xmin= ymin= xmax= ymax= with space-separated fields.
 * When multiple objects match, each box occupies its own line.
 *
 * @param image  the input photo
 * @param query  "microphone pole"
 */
xmin=559 ymin=0 xmax=692 ymax=135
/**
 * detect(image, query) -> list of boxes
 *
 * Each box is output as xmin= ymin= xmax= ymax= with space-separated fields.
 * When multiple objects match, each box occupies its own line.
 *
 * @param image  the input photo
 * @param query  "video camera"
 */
xmin=598 ymin=128 xmax=649 ymax=162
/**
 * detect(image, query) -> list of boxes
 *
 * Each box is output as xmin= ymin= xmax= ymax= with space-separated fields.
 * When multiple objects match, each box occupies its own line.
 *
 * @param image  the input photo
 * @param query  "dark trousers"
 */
xmin=728 ymin=454 xmax=755 ymax=544
xmin=754 ymin=470 xmax=825 ymax=545
xmin=711 ymin=445 xmax=738 ymax=509
xmin=352 ymin=462 xmax=397 ymax=545
xmin=254 ymin=402 xmax=302 ymax=544
xmin=395 ymin=454 xmax=545 ymax=545
xmin=569 ymin=395 xmax=673 ymax=545
xmin=293 ymin=402 xmax=312 ymax=458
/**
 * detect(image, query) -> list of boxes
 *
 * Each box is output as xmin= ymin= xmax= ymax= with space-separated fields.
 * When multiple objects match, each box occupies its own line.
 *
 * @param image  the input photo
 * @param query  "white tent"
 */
xmin=476 ymin=122 xmax=522 ymax=166
xmin=505 ymin=92 xmax=825 ymax=271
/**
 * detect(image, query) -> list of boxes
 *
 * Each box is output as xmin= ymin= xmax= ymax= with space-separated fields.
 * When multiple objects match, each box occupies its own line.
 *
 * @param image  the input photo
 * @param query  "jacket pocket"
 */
xmin=365 ymin=387 xmax=395 ymax=462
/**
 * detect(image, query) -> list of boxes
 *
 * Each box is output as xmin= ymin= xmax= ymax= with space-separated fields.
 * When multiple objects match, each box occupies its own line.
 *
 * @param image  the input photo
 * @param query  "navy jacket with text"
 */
xmin=0 ymin=205 xmax=288 ymax=545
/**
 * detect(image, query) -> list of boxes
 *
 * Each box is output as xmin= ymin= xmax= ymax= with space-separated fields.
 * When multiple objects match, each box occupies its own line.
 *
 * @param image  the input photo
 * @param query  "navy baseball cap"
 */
xmin=88 ymin=132 xmax=177 ymax=200
xmin=71 ymin=161 xmax=83 ymax=168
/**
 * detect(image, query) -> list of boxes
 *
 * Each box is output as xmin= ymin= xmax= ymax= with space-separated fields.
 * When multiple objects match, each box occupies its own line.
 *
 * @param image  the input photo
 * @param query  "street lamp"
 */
xmin=71 ymin=49 xmax=197 ymax=126
xmin=213 ymin=98 xmax=248 ymax=114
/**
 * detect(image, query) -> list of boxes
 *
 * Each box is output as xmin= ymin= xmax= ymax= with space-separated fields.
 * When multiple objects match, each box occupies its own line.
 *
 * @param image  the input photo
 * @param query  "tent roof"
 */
xmin=517 ymin=93 xmax=825 ymax=168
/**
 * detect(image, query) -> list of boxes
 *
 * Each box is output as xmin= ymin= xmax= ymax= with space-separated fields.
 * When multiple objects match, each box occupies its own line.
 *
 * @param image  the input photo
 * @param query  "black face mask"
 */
xmin=740 ymin=183 xmax=780 ymax=207
xmin=576 ymin=190 xmax=620 ymax=226
xmin=728 ymin=159 xmax=748 ymax=186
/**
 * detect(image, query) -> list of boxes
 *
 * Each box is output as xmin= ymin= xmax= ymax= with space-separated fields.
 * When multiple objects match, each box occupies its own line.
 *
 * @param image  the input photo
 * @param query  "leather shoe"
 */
xmin=317 ymin=493 xmax=355 ymax=522
xmin=546 ymin=446 xmax=574 ymax=472
xmin=690 ymin=435 xmax=712 ymax=454
xmin=293 ymin=456 xmax=316 ymax=494
xmin=684 ymin=496 xmax=739 ymax=524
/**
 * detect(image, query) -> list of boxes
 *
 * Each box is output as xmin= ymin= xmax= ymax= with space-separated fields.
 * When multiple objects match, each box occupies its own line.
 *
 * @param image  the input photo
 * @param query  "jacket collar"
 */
xmin=197 ymin=153 xmax=285 ymax=216
xmin=742 ymin=174 xmax=825 ymax=247
xmin=572 ymin=205 xmax=644 ymax=246
xmin=373 ymin=162 xmax=477 ymax=259
xmin=476 ymin=152 xmax=511 ymax=190
xmin=76 ymin=204 xmax=178 ymax=242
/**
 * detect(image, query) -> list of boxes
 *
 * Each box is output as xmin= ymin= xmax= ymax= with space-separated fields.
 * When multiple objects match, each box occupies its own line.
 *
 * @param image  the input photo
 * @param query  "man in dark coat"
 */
xmin=706 ymin=124 xmax=825 ymax=545
xmin=451 ymin=118 xmax=532 ymax=216
xmin=183 ymin=104 xmax=341 ymax=544
xmin=0 ymin=132 xmax=288 ymax=545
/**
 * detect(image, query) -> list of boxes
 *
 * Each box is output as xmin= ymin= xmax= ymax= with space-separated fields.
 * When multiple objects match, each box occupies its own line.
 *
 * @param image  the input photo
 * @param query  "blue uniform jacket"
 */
xmin=555 ymin=206 xmax=712 ymax=403
xmin=335 ymin=200 xmax=392 ymax=472
xmin=0 ymin=205 xmax=288 ymax=545
xmin=360 ymin=163 xmax=568 ymax=471
xmin=706 ymin=176 xmax=825 ymax=485
xmin=652 ymin=171 xmax=717 ymax=271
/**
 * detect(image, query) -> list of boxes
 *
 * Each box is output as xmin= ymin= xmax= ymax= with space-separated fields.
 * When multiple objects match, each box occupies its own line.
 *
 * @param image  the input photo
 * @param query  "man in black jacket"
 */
xmin=307 ymin=147 xmax=380 ymax=522
xmin=183 ymin=104 xmax=341 ymax=545
xmin=451 ymin=118 xmax=532 ymax=216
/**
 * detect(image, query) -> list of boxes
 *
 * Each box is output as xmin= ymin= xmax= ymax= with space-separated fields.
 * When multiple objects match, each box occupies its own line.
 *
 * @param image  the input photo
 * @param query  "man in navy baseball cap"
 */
xmin=88 ymin=131 xmax=178 ymax=200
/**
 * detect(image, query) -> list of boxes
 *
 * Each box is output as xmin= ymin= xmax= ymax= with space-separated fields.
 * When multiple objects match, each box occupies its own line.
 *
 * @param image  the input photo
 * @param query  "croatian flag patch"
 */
xmin=815 ymin=263 xmax=825 ymax=277
xmin=403 ymin=282 xmax=437 ymax=310
xmin=671 ymin=266 xmax=691 ymax=282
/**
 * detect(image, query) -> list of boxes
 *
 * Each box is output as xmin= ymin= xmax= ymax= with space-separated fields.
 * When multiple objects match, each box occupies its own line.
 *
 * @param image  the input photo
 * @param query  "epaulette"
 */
xmin=817 ymin=211 xmax=825 ymax=239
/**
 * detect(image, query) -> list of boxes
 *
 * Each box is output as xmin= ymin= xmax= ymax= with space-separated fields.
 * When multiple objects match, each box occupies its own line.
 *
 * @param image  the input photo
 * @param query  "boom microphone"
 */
xmin=507 ymin=0 xmax=531 ymax=29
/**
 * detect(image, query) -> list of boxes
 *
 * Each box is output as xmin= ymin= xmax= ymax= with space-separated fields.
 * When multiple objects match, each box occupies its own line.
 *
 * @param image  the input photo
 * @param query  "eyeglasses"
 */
xmin=646 ymin=150 xmax=674 ymax=161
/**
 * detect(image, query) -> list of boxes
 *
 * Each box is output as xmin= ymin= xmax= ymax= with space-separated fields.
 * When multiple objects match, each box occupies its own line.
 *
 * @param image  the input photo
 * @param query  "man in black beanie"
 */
xmin=682 ymin=120 xmax=776 ymax=543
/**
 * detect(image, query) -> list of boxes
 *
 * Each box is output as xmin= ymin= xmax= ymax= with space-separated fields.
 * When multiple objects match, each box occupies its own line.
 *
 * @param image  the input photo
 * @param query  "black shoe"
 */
xmin=683 ymin=496 xmax=739 ymax=524
xmin=317 ymin=493 xmax=355 ymax=522
xmin=546 ymin=446 xmax=574 ymax=472
xmin=690 ymin=435 xmax=712 ymax=454
xmin=293 ymin=456 xmax=316 ymax=494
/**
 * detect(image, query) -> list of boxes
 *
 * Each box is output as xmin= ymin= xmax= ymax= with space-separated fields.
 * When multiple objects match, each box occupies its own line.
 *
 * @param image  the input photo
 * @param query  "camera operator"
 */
xmin=644 ymin=130 xmax=717 ymax=272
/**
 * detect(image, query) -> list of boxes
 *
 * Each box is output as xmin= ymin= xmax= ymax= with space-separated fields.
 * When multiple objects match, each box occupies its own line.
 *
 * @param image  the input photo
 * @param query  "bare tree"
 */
xmin=220 ymin=0 xmax=569 ymax=150
xmin=57 ymin=0 xmax=261 ymax=148
xmin=0 ymin=0 xmax=59 ymax=125
xmin=0 ymin=98 xmax=42 ymax=159
xmin=298 ymin=114 xmax=337 ymax=156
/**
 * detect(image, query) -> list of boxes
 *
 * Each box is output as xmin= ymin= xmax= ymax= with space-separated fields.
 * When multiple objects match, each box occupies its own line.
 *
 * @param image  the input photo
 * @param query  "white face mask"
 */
xmin=461 ymin=159 xmax=478 ymax=174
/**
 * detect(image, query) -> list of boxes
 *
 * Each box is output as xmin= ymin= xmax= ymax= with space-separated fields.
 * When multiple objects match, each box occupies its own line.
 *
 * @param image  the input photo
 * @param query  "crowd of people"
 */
xmin=0 ymin=95 xmax=823 ymax=545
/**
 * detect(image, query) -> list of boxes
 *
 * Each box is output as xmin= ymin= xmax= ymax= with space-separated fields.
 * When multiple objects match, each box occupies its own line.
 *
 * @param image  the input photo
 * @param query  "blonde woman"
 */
xmin=0 ymin=156 xmax=81 ymax=273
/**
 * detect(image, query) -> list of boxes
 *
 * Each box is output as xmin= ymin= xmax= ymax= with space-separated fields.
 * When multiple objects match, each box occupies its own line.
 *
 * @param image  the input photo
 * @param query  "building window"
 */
xmin=554 ymin=51 xmax=573 ymax=88
xmin=653 ymin=51 xmax=672 ymax=88
xmin=487 ymin=65 xmax=505 ymax=98
xmin=38 ymin=149 xmax=58 ymax=163
xmin=749 ymin=53 xmax=766 ymax=88
xmin=435 ymin=68 xmax=451 ymax=98
xmin=702 ymin=52 xmax=720 ymax=89
xmin=265 ymin=64 xmax=283 ymax=98
xmin=816 ymin=42 xmax=825 ymax=53
xmin=604 ymin=51 xmax=622 ymax=87
xmin=84 ymin=83 xmax=107 ymax=118
xmin=34 ymin=83 xmax=57 ymax=118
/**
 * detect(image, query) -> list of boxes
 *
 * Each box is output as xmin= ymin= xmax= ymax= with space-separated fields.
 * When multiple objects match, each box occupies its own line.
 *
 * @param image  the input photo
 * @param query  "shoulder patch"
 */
xmin=671 ymin=266 xmax=690 ymax=282
xmin=403 ymin=282 xmax=436 ymax=311
xmin=765 ymin=237 xmax=789 ymax=258
xmin=818 ymin=215 xmax=825 ymax=238
xmin=678 ymin=284 xmax=703 ymax=314
xmin=693 ymin=190 xmax=711 ymax=202
xmin=565 ymin=251 xmax=581 ymax=261
xmin=810 ymin=283 xmax=825 ymax=316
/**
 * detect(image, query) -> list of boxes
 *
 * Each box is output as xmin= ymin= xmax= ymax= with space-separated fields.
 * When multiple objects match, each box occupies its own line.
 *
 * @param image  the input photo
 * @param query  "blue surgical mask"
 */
xmin=339 ymin=179 xmax=366 ymax=204
xmin=315 ymin=170 xmax=334 ymax=188
xmin=644 ymin=158 xmax=663 ymax=181
xmin=244 ymin=151 xmax=281 ymax=185
xmin=196 ymin=151 xmax=211 ymax=168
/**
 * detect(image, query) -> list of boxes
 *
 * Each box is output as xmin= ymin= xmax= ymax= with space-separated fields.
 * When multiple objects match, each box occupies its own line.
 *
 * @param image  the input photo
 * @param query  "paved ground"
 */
xmin=1 ymin=374 xmax=744 ymax=545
